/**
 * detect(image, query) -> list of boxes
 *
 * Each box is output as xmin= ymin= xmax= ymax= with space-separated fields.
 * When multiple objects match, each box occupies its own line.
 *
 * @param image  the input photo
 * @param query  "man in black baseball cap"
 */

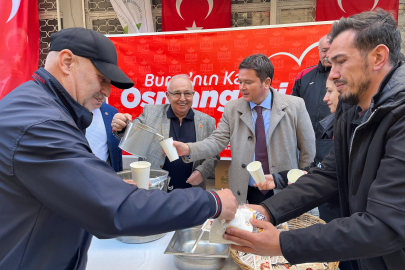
xmin=0 ymin=27 xmax=238 ymax=270
xmin=50 ymin=27 xmax=134 ymax=89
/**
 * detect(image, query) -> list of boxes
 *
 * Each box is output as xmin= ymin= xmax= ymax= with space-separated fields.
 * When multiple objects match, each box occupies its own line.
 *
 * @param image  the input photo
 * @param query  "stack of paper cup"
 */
xmin=159 ymin=137 xmax=179 ymax=162
xmin=246 ymin=161 xmax=266 ymax=185
xmin=287 ymin=169 xmax=305 ymax=183
xmin=130 ymin=161 xmax=151 ymax=190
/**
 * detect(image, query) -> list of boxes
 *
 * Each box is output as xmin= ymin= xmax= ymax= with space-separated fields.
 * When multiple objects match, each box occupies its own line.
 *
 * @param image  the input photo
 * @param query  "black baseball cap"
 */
xmin=50 ymin=27 xmax=134 ymax=89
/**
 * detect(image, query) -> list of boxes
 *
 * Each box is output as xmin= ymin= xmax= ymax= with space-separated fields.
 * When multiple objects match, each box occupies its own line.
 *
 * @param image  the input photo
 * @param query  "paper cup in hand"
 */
xmin=130 ymin=161 xmax=151 ymax=189
xmin=246 ymin=161 xmax=266 ymax=185
xmin=159 ymin=137 xmax=179 ymax=162
xmin=287 ymin=169 xmax=305 ymax=183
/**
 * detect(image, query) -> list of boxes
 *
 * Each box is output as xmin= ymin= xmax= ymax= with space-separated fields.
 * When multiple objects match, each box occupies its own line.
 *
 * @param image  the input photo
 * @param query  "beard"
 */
xmin=339 ymin=60 xmax=371 ymax=106
xmin=339 ymin=78 xmax=371 ymax=106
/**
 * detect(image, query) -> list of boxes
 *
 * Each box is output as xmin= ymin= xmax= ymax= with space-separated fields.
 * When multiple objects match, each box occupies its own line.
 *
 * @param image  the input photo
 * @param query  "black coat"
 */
xmin=263 ymin=63 xmax=405 ymax=270
xmin=291 ymin=61 xmax=331 ymax=140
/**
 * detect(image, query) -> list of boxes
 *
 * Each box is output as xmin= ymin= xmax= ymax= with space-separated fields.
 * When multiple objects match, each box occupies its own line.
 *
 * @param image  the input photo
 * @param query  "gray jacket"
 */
xmin=184 ymin=88 xmax=315 ymax=202
xmin=116 ymin=104 xmax=219 ymax=189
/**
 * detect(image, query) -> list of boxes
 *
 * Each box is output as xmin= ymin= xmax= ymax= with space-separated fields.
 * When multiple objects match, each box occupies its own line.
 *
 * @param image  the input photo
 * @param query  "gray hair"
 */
xmin=329 ymin=9 xmax=401 ymax=66
xmin=318 ymin=35 xmax=330 ymax=50
xmin=167 ymin=74 xmax=194 ymax=92
xmin=238 ymin=54 xmax=274 ymax=82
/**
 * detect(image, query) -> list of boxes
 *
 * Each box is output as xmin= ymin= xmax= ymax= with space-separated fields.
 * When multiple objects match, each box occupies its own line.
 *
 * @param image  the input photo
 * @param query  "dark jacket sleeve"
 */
xmin=265 ymin=118 xmax=405 ymax=264
xmin=261 ymin=147 xmax=339 ymax=225
xmin=13 ymin=120 xmax=217 ymax=239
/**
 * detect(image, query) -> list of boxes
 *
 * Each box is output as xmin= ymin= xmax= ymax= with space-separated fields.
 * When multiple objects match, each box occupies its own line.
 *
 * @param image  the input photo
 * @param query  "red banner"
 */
xmin=316 ymin=0 xmax=399 ymax=21
xmin=0 ymin=0 xmax=39 ymax=100
xmin=108 ymin=23 xmax=332 ymax=157
xmin=162 ymin=0 xmax=231 ymax=31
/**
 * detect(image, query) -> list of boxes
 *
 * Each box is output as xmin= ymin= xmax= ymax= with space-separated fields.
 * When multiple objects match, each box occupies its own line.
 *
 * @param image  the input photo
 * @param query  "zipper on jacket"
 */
xmin=347 ymin=108 xmax=378 ymax=201
xmin=349 ymin=108 xmax=378 ymax=156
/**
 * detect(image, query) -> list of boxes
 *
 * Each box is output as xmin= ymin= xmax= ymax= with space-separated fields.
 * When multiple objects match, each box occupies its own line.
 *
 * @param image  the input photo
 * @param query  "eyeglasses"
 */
xmin=167 ymin=90 xmax=194 ymax=98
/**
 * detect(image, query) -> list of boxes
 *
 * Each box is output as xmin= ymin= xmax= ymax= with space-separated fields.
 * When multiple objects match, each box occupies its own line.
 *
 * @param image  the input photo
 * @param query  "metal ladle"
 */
xmin=189 ymin=230 xmax=204 ymax=253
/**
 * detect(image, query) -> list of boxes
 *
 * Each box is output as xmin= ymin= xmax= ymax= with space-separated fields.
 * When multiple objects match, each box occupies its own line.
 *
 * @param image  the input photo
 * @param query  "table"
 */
xmin=87 ymin=232 xmax=240 ymax=270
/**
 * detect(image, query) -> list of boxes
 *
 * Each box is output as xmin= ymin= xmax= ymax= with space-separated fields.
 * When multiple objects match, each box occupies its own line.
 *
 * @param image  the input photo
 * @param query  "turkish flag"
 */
xmin=0 ymin=0 xmax=39 ymax=100
xmin=316 ymin=0 xmax=399 ymax=21
xmin=162 ymin=0 xmax=231 ymax=31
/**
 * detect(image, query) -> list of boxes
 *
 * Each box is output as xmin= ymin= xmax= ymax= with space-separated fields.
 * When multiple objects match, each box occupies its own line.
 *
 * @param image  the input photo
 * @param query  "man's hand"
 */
xmin=244 ymin=204 xmax=270 ymax=222
xmin=112 ymin=113 xmax=132 ymax=132
xmin=223 ymin=218 xmax=282 ymax=256
xmin=173 ymin=141 xmax=191 ymax=156
xmin=186 ymin=170 xmax=203 ymax=186
xmin=123 ymin=179 xmax=152 ymax=187
xmin=215 ymin=189 xmax=238 ymax=221
xmin=254 ymin=174 xmax=275 ymax=191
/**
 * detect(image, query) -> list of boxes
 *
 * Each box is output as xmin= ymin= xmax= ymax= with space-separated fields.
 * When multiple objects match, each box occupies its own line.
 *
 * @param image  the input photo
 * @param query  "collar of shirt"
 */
xmin=166 ymin=105 xmax=195 ymax=120
xmin=352 ymin=105 xmax=368 ymax=127
xmin=249 ymin=91 xmax=272 ymax=111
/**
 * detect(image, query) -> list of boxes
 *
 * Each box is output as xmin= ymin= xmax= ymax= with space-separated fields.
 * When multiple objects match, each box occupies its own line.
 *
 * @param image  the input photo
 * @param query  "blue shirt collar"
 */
xmin=249 ymin=91 xmax=272 ymax=110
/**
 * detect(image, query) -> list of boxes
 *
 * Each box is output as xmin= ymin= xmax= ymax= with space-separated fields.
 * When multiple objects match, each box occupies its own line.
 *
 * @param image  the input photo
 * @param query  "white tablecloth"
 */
xmin=87 ymin=232 xmax=240 ymax=270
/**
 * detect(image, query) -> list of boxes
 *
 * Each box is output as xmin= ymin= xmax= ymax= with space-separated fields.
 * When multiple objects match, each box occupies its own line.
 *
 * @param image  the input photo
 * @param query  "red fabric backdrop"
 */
xmin=162 ymin=0 xmax=231 ymax=31
xmin=316 ymin=0 xmax=399 ymax=21
xmin=0 ymin=0 xmax=39 ymax=100
xmin=108 ymin=23 xmax=332 ymax=157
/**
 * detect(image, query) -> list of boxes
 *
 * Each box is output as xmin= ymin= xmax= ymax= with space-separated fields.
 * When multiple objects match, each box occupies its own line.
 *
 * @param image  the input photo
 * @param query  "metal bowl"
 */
xmin=164 ymin=227 xmax=229 ymax=270
xmin=117 ymin=169 xmax=169 ymax=192
xmin=115 ymin=169 xmax=169 ymax=244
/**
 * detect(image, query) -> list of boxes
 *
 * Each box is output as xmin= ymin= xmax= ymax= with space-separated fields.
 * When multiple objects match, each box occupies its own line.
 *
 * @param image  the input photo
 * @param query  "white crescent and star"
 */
xmin=6 ymin=28 xmax=28 ymax=50
xmin=186 ymin=21 xmax=203 ymax=30
xmin=176 ymin=0 xmax=213 ymax=20
xmin=337 ymin=0 xmax=380 ymax=13
xmin=7 ymin=0 xmax=21 ymax=23
xmin=176 ymin=0 xmax=184 ymax=20
xmin=205 ymin=0 xmax=213 ymax=19
xmin=337 ymin=0 xmax=346 ymax=13
xmin=371 ymin=0 xmax=379 ymax=11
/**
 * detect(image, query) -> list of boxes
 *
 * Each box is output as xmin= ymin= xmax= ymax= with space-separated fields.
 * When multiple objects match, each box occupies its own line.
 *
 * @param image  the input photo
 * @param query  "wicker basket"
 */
xmin=230 ymin=213 xmax=339 ymax=270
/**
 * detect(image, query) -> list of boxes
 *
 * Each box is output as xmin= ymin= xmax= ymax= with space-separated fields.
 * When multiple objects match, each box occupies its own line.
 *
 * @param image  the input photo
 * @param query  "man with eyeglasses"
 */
xmin=113 ymin=74 xmax=219 ymax=191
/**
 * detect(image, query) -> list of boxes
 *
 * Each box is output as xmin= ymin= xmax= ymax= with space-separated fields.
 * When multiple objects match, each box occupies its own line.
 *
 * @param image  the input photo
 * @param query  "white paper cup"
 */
xmin=287 ymin=169 xmax=305 ymax=183
xmin=159 ymin=137 xmax=179 ymax=162
xmin=130 ymin=161 xmax=151 ymax=189
xmin=246 ymin=161 xmax=266 ymax=185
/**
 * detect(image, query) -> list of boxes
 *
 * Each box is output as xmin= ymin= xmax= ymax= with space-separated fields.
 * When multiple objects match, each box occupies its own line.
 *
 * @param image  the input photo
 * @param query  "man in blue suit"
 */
xmin=86 ymin=97 xmax=122 ymax=172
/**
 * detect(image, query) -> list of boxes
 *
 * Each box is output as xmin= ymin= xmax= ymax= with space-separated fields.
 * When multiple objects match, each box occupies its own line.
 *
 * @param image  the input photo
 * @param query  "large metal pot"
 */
xmin=115 ymin=169 xmax=170 ymax=244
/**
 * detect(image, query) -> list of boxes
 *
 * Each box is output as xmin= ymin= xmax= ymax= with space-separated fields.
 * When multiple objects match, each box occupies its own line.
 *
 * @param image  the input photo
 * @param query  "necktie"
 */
xmin=254 ymin=106 xmax=269 ymax=194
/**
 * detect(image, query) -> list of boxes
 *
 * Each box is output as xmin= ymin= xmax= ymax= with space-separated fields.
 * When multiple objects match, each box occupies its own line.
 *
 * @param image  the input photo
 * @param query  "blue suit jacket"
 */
xmin=100 ymin=103 xmax=122 ymax=172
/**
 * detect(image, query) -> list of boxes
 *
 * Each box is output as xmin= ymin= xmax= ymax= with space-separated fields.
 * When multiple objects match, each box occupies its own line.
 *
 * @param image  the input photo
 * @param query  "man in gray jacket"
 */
xmin=0 ymin=28 xmax=237 ymax=270
xmin=174 ymin=54 xmax=315 ymax=204
xmin=113 ymin=75 xmax=219 ymax=191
